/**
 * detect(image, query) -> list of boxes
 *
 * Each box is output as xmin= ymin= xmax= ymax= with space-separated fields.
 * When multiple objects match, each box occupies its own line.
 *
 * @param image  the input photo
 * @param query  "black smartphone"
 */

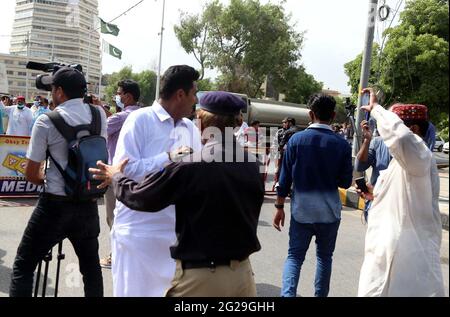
xmin=84 ymin=94 xmax=93 ymax=104
xmin=355 ymin=177 xmax=369 ymax=193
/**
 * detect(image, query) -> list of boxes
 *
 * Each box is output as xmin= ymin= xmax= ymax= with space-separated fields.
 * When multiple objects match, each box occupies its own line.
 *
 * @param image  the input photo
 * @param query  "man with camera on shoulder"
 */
xmin=9 ymin=66 xmax=107 ymax=297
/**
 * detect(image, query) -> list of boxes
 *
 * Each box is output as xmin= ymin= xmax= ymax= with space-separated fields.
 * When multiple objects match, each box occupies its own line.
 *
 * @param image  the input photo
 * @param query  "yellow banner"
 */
xmin=0 ymin=135 xmax=41 ymax=197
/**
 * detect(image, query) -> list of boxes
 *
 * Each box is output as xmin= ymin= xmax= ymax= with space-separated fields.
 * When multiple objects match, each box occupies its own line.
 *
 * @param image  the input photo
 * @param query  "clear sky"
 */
xmin=0 ymin=0 xmax=405 ymax=94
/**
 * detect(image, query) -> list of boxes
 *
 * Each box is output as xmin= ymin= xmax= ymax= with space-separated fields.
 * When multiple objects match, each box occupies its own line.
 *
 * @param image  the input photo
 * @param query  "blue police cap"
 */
xmin=199 ymin=91 xmax=246 ymax=116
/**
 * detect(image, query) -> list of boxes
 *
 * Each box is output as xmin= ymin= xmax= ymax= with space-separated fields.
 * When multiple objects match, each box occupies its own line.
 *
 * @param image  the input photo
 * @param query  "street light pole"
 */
xmin=155 ymin=0 xmax=166 ymax=101
xmin=353 ymin=0 xmax=379 ymax=159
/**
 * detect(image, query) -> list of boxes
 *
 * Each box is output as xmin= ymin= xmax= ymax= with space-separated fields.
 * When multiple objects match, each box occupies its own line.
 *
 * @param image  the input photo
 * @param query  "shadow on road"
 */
xmin=258 ymin=220 xmax=272 ymax=228
xmin=0 ymin=249 xmax=12 ymax=295
xmin=256 ymin=283 xmax=282 ymax=297
xmin=0 ymin=248 xmax=55 ymax=297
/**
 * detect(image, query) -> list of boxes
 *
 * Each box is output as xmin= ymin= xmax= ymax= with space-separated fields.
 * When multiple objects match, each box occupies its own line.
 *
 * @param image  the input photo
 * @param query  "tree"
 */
xmin=174 ymin=11 xmax=211 ymax=80
xmin=104 ymin=66 xmax=157 ymax=107
xmin=197 ymin=78 xmax=216 ymax=92
xmin=344 ymin=43 xmax=382 ymax=98
xmin=174 ymin=0 xmax=303 ymax=98
xmin=281 ymin=66 xmax=323 ymax=104
xmin=344 ymin=0 xmax=449 ymax=124
xmin=135 ymin=70 xmax=157 ymax=106
xmin=334 ymin=96 xmax=349 ymax=124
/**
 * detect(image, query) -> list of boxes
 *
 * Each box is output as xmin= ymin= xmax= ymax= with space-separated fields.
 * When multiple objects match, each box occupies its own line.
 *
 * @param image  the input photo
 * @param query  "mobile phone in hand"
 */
xmin=361 ymin=92 xmax=370 ymax=106
xmin=355 ymin=177 xmax=370 ymax=193
xmin=362 ymin=92 xmax=371 ymax=121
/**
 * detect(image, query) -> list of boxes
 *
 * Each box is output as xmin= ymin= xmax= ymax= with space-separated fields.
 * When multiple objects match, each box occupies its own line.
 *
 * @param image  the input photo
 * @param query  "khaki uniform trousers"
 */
xmin=104 ymin=186 xmax=116 ymax=229
xmin=166 ymin=258 xmax=257 ymax=297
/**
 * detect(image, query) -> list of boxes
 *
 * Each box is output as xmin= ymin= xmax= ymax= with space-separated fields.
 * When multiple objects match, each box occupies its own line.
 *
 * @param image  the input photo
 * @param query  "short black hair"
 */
xmin=160 ymin=65 xmax=200 ymax=100
xmin=286 ymin=117 xmax=296 ymax=126
xmin=251 ymin=120 xmax=261 ymax=126
xmin=118 ymin=79 xmax=141 ymax=102
xmin=1 ymin=96 xmax=10 ymax=101
xmin=59 ymin=86 xmax=85 ymax=100
xmin=404 ymin=120 xmax=430 ymax=137
xmin=307 ymin=94 xmax=336 ymax=122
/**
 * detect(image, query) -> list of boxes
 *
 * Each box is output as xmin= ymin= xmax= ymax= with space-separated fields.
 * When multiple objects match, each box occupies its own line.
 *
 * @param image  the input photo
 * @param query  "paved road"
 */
xmin=0 ymin=199 xmax=448 ymax=297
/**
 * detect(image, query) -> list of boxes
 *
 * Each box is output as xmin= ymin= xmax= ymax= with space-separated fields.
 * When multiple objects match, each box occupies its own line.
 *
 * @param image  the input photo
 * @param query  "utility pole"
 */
xmin=155 ymin=0 xmax=166 ymax=101
xmin=353 ymin=0 xmax=379 ymax=160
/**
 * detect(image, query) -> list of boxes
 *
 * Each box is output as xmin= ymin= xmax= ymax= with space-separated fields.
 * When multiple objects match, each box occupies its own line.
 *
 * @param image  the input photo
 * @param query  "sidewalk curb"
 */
xmin=339 ymin=188 xmax=449 ymax=231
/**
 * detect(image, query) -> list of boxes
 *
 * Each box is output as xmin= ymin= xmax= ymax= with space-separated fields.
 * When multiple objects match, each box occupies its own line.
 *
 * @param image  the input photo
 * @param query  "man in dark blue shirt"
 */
xmin=273 ymin=94 xmax=353 ymax=297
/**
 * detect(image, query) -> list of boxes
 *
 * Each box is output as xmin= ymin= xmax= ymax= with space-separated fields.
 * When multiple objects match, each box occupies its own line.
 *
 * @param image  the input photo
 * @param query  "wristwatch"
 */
xmin=275 ymin=204 xmax=285 ymax=209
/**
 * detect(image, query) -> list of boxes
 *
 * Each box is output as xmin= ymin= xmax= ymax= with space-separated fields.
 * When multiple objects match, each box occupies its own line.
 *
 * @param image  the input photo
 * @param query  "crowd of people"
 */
xmin=4 ymin=64 xmax=445 ymax=298
xmin=0 ymin=95 xmax=56 ymax=136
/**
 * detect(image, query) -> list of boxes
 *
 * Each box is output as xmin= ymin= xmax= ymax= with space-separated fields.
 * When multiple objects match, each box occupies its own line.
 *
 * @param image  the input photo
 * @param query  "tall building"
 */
xmin=7 ymin=0 xmax=101 ymax=98
xmin=0 ymin=53 xmax=46 ymax=98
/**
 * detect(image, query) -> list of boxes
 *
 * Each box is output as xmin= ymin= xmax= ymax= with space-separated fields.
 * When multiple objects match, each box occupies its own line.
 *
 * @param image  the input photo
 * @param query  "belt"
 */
xmin=181 ymin=259 xmax=236 ymax=270
xmin=181 ymin=258 xmax=249 ymax=270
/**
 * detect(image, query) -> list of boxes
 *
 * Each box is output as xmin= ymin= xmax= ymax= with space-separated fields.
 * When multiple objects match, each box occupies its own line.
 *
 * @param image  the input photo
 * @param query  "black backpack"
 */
xmin=46 ymin=105 xmax=108 ymax=201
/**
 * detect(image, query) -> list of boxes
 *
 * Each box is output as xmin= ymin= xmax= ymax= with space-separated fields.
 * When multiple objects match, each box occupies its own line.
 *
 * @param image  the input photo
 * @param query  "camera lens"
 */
xmin=35 ymin=74 xmax=52 ymax=92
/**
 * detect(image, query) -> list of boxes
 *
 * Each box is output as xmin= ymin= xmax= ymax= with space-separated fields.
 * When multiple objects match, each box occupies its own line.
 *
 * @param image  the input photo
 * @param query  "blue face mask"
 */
xmin=33 ymin=101 xmax=40 ymax=107
xmin=115 ymin=95 xmax=125 ymax=110
xmin=18 ymin=103 xmax=25 ymax=110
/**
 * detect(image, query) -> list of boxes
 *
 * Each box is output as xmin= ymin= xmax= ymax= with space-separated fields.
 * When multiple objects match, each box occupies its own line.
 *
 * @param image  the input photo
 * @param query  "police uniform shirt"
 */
xmin=112 ymin=140 xmax=265 ymax=262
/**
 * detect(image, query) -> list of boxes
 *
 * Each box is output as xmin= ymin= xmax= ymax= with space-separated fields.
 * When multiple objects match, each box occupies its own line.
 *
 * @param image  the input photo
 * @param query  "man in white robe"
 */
xmin=357 ymin=88 xmax=445 ymax=297
xmin=111 ymin=66 xmax=202 ymax=297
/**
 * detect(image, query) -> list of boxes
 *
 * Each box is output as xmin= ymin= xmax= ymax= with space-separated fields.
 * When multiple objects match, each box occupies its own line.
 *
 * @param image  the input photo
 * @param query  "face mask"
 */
xmin=18 ymin=103 xmax=25 ymax=109
xmin=115 ymin=95 xmax=125 ymax=110
xmin=33 ymin=101 xmax=40 ymax=107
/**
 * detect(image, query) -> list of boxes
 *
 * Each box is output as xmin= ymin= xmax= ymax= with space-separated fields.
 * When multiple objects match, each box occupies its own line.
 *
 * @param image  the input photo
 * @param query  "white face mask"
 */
xmin=115 ymin=95 xmax=125 ymax=110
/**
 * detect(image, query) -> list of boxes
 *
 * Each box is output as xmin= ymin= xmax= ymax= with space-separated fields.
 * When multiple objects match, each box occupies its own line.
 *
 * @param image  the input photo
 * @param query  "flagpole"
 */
xmin=155 ymin=0 xmax=166 ymax=101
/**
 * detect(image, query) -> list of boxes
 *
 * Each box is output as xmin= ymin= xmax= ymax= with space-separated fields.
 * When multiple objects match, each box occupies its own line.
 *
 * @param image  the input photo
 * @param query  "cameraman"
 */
xmin=9 ymin=67 xmax=107 ymax=297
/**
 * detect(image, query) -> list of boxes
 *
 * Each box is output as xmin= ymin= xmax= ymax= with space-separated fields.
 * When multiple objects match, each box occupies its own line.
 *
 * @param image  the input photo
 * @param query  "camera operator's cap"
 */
xmin=391 ymin=104 xmax=428 ymax=121
xmin=41 ymin=66 xmax=87 ymax=91
xmin=199 ymin=91 xmax=247 ymax=116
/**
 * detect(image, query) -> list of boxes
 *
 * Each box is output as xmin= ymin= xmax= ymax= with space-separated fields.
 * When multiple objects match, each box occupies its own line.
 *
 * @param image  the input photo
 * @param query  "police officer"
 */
xmin=90 ymin=91 xmax=265 ymax=297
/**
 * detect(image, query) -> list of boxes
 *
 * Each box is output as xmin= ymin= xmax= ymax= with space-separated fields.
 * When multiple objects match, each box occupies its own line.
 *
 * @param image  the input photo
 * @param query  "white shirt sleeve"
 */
xmin=26 ymin=109 xmax=34 ymax=135
xmin=0 ymin=102 xmax=14 ymax=117
xmin=113 ymin=112 xmax=170 ymax=181
xmin=371 ymin=104 xmax=432 ymax=176
xmin=95 ymin=105 xmax=108 ymax=139
xmin=27 ymin=115 xmax=50 ymax=163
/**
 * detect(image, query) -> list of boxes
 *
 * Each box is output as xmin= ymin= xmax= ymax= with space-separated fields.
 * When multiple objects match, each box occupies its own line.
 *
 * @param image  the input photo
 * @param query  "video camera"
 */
xmin=26 ymin=61 xmax=83 ymax=92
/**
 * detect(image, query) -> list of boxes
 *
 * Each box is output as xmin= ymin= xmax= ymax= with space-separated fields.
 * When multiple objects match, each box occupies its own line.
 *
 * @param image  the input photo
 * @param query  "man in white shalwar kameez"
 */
xmin=111 ymin=66 xmax=202 ymax=297
xmin=357 ymin=88 xmax=445 ymax=297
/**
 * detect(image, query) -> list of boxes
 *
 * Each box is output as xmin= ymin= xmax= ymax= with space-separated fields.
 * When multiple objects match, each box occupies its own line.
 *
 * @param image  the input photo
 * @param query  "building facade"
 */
xmin=5 ymin=0 xmax=101 ymax=99
xmin=0 ymin=53 xmax=46 ymax=98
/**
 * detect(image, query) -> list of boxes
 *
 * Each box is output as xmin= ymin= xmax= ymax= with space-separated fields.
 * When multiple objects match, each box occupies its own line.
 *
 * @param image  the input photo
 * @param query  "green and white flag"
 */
xmin=99 ymin=18 xmax=120 ymax=36
xmin=103 ymin=40 xmax=122 ymax=60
